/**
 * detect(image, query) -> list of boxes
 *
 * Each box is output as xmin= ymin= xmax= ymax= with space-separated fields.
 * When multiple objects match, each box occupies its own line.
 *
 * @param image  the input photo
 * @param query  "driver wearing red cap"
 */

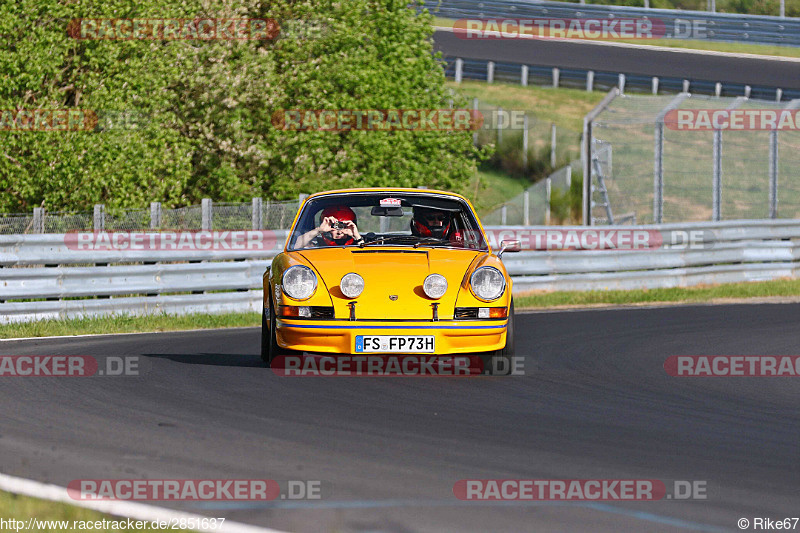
xmin=295 ymin=205 xmax=363 ymax=248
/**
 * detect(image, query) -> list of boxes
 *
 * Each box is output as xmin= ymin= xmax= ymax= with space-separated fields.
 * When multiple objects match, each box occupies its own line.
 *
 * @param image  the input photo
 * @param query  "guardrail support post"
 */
xmin=201 ymin=198 xmax=212 ymax=231
xmin=521 ymin=65 xmax=528 ymax=86
xmin=651 ymin=77 xmax=659 ymax=95
xmin=93 ymin=204 xmax=105 ymax=231
xmin=682 ymin=79 xmax=690 ymax=93
xmin=715 ymin=82 xmax=722 ymax=97
xmin=501 ymin=205 xmax=507 ymax=225
xmin=455 ymin=58 xmax=463 ymax=83
xmin=487 ymin=61 xmax=494 ymax=83
xmin=744 ymin=85 xmax=751 ymax=98
xmin=587 ymin=70 xmax=594 ymax=92
xmin=776 ymin=88 xmax=783 ymax=102
xmin=552 ymin=68 xmax=560 ymax=88
xmin=150 ymin=202 xmax=161 ymax=229
xmin=252 ymin=197 xmax=263 ymax=230
xmin=32 ymin=207 xmax=44 ymax=233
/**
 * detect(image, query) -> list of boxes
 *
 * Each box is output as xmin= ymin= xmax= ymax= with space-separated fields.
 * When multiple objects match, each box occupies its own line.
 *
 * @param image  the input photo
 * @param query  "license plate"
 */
xmin=355 ymin=335 xmax=435 ymax=353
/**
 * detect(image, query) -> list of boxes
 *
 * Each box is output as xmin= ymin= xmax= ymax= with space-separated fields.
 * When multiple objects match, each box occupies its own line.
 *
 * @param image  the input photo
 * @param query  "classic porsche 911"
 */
xmin=261 ymin=188 xmax=519 ymax=374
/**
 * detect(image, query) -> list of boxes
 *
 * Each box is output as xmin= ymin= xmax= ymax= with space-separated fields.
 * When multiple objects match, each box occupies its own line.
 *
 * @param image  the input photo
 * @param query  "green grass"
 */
xmin=468 ymin=168 xmax=533 ymax=214
xmin=516 ymin=278 xmax=800 ymax=308
xmin=433 ymin=17 xmax=800 ymax=58
xmin=0 ymin=312 xmax=260 ymax=339
xmin=0 ymin=490 xmax=170 ymax=532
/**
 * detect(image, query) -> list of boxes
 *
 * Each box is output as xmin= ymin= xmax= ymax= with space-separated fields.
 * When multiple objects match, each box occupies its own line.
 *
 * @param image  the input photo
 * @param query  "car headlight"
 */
xmin=282 ymin=265 xmax=317 ymax=300
xmin=470 ymin=266 xmax=505 ymax=301
xmin=423 ymin=273 xmax=448 ymax=299
xmin=340 ymin=272 xmax=364 ymax=299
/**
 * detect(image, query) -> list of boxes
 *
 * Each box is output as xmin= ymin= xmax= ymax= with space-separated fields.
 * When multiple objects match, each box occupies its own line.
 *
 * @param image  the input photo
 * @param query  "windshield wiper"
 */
xmin=361 ymin=235 xmax=445 ymax=247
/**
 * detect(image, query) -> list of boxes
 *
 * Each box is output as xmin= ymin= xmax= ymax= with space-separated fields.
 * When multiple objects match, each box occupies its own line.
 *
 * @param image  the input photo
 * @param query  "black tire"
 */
xmin=261 ymin=291 xmax=289 ymax=367
xmin=480 ymin=299 xmax=515 ymax=376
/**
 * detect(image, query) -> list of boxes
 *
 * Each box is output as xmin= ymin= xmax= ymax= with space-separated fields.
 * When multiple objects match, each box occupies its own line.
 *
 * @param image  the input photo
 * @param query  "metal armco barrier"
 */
xmin=434 ymin=0 xmax=800 ymax=46
xmin=1 ymin=221 xmax=799 ymax=323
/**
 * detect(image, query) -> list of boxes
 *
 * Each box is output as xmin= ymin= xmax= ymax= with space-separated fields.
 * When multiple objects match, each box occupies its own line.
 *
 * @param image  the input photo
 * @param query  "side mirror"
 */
xmin=498 ymin=239 xmax=521 ymax=259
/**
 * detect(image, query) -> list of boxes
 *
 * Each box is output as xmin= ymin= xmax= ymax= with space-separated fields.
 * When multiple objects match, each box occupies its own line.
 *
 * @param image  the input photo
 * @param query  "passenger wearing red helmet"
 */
xmin=295 ymin=205 xmax=363 ymax=248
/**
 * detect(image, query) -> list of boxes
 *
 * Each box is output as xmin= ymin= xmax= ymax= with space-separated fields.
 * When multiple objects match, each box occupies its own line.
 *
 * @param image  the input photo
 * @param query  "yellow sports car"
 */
xmin=261 ymin=188 xmax=520 ymax=374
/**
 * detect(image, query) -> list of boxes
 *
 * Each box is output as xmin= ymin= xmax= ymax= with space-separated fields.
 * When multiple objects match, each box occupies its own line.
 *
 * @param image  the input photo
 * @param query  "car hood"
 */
xmin=297 ymin=247 xmax=484 ymax=320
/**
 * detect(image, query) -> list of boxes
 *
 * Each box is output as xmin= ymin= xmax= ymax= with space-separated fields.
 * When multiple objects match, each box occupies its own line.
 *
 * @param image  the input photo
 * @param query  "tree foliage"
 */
xmin=0 ymin=0 xmax=483 ymax=212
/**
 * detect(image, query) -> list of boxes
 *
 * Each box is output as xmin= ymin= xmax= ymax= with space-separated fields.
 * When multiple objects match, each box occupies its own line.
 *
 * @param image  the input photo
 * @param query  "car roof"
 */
xmin=303 ymin=188 xmax=470 ymax=203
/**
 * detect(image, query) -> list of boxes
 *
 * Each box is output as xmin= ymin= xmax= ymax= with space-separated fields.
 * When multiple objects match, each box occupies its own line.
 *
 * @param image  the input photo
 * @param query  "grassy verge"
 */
xmin=433 ymin=18 xmax=800 ymax=58
xmin=468 ymin=168 xmax=533 ymax=214
xmin=516 ymin=278 xmax=800 ymax=308
xmin=0 ymin=490 xmax=171 ymax=532
xmin=0 ymin=312 xmax=260 ymax=339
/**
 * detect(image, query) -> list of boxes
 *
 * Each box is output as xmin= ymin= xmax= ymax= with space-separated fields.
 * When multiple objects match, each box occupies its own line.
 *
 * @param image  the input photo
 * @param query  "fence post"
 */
xmin=497 ymin=106 xmax=503 ymax=146
xmin=522 ymin=115 xmax=529 ymax=169
xmin=455 ymin=58 xmax=463 ymax=83
xmin=252 ymin=197 xmax=263 ymax=230
xmin=769 ymin=130 xmax=778 ymax=219
xmin=298 ymin=194 xmax=308 ymax=211
xmin=550 ymin=123 xmax=557 ymax=168
xmin=566 ymin=165 xmax=572 ymax=188
xmin=32 ymin=207 xmax=44 ymax=233
xmin=552 ymin=68 xmax=560 ymax=88
xmin=523 ymin=190 xmax=530 ymax=226
xmin=712 ymin=129 xmax=722 ymax=221
xmin=587 ymin=70 xmax=594 ymax=92
xmin=501 ymin=205 xmax=507 ymax=225
xmin=472 ymin=97 xmax=479 ymax=146
xmin=150 ymin=202 xmax=161 ymax=229
xmin=201 ymin=198 xmax=212 ymax=230
xmin=487 ymin=61 xmax=494 ymax=83
xmin=521 ymin=65 xmax=528 ymax=86
xmin=93 ymin=204 xmax=105 ymax=231
xmin=545 ymin=178 xmax=552 ymax=225
xmin=651 ymin=77 xmax=659 ymax=95
xmin=618 ymin=73 xmax=626 ymax=95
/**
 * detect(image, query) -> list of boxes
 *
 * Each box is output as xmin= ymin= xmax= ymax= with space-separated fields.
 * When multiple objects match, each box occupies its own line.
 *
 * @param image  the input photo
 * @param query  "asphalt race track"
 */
xmin=1 ymin=303 xmax=798 ymax=532
xmin=433 ymin=30 xmax=800 ymax=90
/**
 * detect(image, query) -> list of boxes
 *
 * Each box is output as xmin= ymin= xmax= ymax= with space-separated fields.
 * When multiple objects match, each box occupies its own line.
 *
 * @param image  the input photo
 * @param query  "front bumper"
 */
xmin=276 ymin=318 xmax=508 ymax=355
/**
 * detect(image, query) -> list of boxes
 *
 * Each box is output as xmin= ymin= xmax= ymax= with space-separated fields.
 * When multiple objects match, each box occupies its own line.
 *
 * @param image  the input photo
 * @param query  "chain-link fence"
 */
xmin=0 ymin=198 xmax=302 ymax=234
xmin=588 ymin=94 xmax=800 ymax=224
xmin=482 ymin=162 xmax=580 ymax=225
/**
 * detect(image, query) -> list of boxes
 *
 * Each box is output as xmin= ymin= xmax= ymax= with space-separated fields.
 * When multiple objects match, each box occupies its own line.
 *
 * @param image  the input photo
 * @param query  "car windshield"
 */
xmin=288 ymin=192 xmax=488 ymax=251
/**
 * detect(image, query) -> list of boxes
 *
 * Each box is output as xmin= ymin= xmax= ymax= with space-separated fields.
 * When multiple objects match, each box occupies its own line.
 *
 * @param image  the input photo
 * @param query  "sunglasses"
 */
xmin=422 ymin=214 xmax=447 ymax=222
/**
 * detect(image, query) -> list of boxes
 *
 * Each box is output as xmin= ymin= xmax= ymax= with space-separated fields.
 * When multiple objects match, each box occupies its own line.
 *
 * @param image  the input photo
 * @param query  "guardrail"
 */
xmin=1 ymin=220 xmax=798 ymax=323
xmin=435 ymin=0 xmax=800 ymax=45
